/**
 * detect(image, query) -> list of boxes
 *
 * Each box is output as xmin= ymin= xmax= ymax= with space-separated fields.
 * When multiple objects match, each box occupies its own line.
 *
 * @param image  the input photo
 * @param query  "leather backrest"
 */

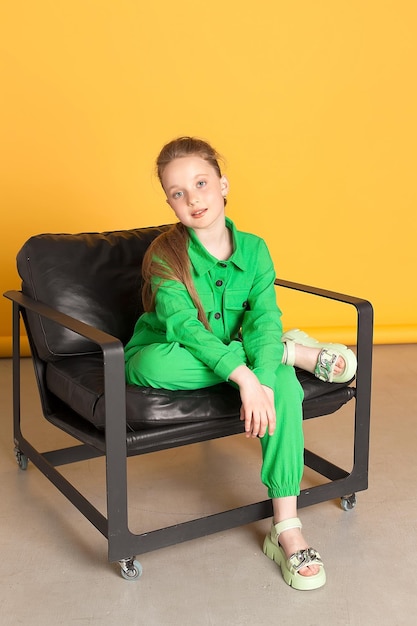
xmin=17 ymin=225 xmax=170 ymax=361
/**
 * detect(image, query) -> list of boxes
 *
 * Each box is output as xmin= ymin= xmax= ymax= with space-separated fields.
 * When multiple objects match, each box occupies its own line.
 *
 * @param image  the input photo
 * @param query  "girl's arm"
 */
xmin=241 ymin=239 xmax=284 ymax=388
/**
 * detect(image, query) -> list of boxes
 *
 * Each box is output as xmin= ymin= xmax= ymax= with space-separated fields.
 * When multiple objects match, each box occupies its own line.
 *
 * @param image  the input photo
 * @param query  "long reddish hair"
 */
xmin=141 ymin=137 xmax=225 ymax=330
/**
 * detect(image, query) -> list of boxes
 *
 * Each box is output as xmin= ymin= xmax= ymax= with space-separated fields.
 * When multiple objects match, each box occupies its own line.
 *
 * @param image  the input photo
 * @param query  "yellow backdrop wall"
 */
xmin=1 ymin=0 xmax=416 ymax=356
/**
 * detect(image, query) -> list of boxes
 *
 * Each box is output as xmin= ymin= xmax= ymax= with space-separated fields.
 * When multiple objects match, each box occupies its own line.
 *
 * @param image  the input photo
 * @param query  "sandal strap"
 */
xmin=288 ymin=548 xmax=323 ymax=574
xmin=282 ymin=339 xmax=296 ymax=367
xmin=273 ymin=517 xmax=302 ymax=540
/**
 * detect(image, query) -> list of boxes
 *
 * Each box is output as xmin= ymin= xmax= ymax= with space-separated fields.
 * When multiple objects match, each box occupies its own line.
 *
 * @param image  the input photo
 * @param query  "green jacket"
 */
xmin=125 ymin=218 xmax=284 ymax=389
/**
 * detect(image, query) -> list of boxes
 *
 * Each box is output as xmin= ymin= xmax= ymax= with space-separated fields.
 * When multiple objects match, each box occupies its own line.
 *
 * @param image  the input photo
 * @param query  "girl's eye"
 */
xmin=173 ymin=191 xmax=183 ymax=199
xmin=196 ymin=180 xmax=206 ymax=188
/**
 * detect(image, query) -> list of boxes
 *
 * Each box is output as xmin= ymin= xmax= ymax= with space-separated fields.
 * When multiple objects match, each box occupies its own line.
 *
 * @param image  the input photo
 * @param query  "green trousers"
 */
xmin=126 ymin=341 xmax=304 ymax=499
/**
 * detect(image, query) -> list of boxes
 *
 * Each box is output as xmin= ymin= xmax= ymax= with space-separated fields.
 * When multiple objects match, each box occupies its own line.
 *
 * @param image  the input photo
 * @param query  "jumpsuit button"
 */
xmin=242 ymin=301 xmax=248 ymax=308
xmin=215 ymin=280 xmax=223 ymax=287
xmin=219 ymin=262 xmax=227 ymax=268
xmin=214 ymin=312 xmax=221 ymax=320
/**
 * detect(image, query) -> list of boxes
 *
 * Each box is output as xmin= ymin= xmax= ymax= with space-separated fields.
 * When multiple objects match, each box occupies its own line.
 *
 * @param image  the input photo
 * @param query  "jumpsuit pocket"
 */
xmin=224 ymin=290 xmax=250 ymax=311
xmin=224 ymin=290 xmax=249 ymax=337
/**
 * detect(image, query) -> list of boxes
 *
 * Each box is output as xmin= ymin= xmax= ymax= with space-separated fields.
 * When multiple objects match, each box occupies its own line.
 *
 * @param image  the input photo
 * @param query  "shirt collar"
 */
xmin=187 ymin=217 xmax=248 ymax=276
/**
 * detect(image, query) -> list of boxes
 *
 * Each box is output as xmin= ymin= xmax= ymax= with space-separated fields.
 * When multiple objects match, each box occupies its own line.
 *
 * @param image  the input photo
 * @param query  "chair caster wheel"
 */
xmin=14 ymin=447 xmax=28 ymax=470
xmin=341 ymin=493 xmax=356 ymax=511
xmin=119 ymin=557 xmax=143 ymax=581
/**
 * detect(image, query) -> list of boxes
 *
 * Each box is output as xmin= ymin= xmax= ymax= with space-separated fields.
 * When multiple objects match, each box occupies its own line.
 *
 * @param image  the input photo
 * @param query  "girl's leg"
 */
xmin=127 ymin=342 xmax=322 ymax=581
xmin=126 ymin=341 xmax=225 ymax=389
xmin=259 ymin=364 xmax=321 ymax=578
xmin=259 ymin=363 xmax=304 ymax=499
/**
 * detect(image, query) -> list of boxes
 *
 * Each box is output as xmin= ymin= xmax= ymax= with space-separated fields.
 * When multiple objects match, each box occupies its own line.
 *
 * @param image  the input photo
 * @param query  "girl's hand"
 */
xmin=240 ymin=383 xmax=276 ymax=438
xmin=229 ymin=365 xmax=276 ymax=438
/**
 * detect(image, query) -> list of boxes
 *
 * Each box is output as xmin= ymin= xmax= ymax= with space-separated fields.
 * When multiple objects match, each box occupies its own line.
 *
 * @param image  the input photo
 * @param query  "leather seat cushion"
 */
xmin=46 ymin=354 xmax=353 ymax=431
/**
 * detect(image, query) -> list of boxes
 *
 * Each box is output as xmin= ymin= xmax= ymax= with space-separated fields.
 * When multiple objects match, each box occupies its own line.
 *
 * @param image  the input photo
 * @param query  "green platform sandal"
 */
xmin=263 ymin=517 xmax=326 ymax=591
xmin=282 ymin=328 xmax=357 ymax=383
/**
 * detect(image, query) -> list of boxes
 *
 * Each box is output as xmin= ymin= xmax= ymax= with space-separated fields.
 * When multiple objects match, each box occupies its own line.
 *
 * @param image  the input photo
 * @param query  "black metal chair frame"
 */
xmin=5 ymin=277 xmax=373 ymax=580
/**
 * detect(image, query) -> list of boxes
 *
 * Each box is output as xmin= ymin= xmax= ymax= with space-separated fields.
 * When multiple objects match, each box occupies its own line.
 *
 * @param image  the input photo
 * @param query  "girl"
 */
xmin=125 ymin=136 xmax=356 ymax=591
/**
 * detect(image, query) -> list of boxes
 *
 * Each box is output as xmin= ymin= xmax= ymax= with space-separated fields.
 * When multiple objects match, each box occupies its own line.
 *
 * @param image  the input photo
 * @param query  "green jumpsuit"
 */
xmin=125 ymin=218 xmax=304 ymax=499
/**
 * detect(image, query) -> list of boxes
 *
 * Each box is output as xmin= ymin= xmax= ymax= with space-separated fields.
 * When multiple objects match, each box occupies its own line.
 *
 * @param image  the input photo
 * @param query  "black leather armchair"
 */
xmin=4 ymin=225 xmax=373 ymax=580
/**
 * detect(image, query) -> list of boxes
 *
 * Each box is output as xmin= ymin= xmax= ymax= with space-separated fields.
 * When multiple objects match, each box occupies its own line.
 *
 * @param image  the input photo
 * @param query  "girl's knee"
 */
xmin=126 ymin=344 xmax=172 ymax=386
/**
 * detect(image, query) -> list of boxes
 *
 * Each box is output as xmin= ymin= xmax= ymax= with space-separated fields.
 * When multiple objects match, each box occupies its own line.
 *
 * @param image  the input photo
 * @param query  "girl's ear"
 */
xmin=220 ymin=175 xmax=229 ymax=197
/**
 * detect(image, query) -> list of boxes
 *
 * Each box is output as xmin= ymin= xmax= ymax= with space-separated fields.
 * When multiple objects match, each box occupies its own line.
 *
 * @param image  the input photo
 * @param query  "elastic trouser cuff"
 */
xmin=267 ymin=486 xmax=301 ymax=499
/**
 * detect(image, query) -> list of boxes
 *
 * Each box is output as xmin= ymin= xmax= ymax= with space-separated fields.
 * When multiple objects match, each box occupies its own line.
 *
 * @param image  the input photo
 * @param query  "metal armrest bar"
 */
xmin=4 ymin=290 xmax=129 ymax=545
xmin=275 ymin=278 xmax=373 ymax=490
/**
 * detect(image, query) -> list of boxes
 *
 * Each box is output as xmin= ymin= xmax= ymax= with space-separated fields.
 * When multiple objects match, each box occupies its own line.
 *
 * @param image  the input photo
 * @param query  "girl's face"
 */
xmin=161 ymin=156 xmax=229 ymax=230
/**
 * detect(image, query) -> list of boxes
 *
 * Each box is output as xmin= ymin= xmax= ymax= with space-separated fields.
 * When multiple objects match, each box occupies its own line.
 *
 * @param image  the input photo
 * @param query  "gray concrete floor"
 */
xmin=0 ymin=344 xmax=416 ymax=625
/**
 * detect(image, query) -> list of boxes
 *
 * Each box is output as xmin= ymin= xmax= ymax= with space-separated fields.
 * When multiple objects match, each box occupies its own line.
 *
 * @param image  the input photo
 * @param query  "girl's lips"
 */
xmin=191 ymin=208 xmax=207 ymax=218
